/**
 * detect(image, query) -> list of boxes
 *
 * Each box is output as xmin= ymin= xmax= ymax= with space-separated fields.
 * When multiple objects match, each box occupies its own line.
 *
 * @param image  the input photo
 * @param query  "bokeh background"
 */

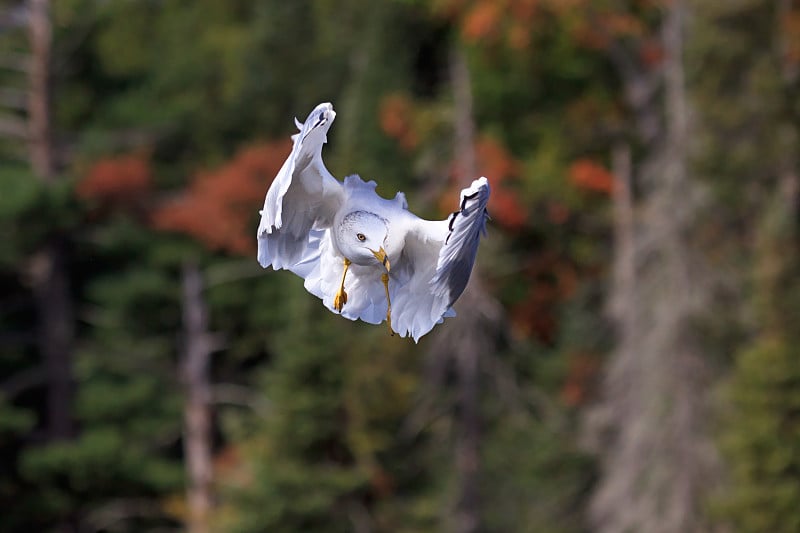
xmin=1 ymin=0 xmax=798 ymax=532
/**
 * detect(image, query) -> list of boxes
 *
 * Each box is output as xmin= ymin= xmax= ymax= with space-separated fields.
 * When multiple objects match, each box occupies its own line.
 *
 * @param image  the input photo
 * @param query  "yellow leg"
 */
xmin=334 ymin=258 xmax=351 ymax=312
xmin=381 ymin=272 xmax=393 ymax=336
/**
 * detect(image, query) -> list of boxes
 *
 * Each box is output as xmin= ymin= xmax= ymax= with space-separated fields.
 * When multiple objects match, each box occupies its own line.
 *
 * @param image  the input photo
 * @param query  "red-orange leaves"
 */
xmin=77 ymin=154 xmax=153 ymax=203
xmin=476 ymin=137 xmax=527 ymax=230
xmin=639 ymin=38 xmax=664 ymax=68
xmin=460 ymin=0 xmax=540 ymax=49
xmin=510 ymin=252 xmax=578 ymax=342
xmin=152 ymin=140 xmax=291 ymax=255
xmin=560 ymin=352 xmax=600 ymax=407
xmin=476 ymin=135 xmax=518 ymax=182
xmin=443 ymin=136 xmax=527 ymax=230
xmin=781 ymin=7 xmax=800 ymax=69
xmin=462 ymin=0 xmax=502 ymax=41
xmin=572 ymin=5 xmax=652 ymax=52
xmin=379 ymin=93 xmax=419 ymax=151
xmin=568 ymin=158 xmax=614 ymax=194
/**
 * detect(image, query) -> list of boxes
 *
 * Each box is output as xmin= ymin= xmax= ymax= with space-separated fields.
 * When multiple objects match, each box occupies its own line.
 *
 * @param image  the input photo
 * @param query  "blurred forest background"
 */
xmin=1 ymin=0 xmax=799 ymax=532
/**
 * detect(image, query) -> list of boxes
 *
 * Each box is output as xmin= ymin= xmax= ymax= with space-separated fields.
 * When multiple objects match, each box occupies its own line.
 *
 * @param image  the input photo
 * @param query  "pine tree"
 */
xmin=716 ymin=166 xmax=800 ymax=532
xmin=690 ymin=0 xmax=800 ymax=530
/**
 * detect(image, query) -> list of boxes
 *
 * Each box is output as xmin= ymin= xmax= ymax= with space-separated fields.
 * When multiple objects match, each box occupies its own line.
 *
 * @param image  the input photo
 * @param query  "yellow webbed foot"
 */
xmin=381 ymin=272 xmax=394 ymax=336
xmin=334 ymin=288 xmax=347 ymax=312
xmin=385 ymin=309 xmax=394 ymax=336
xmin=334 ymin=258 xmax=351 ymax=313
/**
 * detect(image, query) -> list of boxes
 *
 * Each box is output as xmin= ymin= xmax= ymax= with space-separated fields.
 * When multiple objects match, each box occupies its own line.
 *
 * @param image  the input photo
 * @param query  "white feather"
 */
xmin=257 ymin=103 xmax=491 ymax=341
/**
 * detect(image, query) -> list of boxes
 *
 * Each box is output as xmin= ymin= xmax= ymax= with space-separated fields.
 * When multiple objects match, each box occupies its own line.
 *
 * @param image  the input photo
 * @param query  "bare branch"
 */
xmin=181 ymin=262 xmax=214 ymax=533
xmin=27 ymin=0 xmax=55 ymax=179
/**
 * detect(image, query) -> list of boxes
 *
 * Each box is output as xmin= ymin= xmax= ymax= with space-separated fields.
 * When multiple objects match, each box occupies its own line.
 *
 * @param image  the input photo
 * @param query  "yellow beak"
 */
xmin=371 ymin=247 xmax=391 ymax=271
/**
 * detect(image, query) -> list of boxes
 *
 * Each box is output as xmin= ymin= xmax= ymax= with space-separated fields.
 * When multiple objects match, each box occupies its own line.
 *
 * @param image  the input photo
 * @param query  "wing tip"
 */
xmin=465 ymin=176 xmax=490 ymax=196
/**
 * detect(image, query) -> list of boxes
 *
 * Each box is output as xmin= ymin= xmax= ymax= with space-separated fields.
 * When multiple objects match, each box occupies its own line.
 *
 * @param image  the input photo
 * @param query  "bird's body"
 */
xmin=257 ymin=102 xmax=490 ymax=341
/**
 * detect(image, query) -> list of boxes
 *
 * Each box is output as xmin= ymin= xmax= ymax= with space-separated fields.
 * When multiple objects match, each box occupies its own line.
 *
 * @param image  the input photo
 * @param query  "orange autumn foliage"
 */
xmin=568 ymin=158 xmax=614 ymax=194
xmin=435 ymin=0 xmax=543 ymax=50
xmin=369 ymin=465 xmax=395 ymax=498
xmin=461 ymin=0 xmax=502 ymax=41
xmin=560 ymin=352 xmax=600 ymax=407
xmin=511 ymin=283 xmax=558 ymax=342
xmin=781 ymin=8 xmax=800 ymax=67
xmin=599 ymin=12 xmax=645 ymax=39
xmin=152 ymin=140 xmax=292 ymax=255
xmin=475 ymin=134 xmax=519 ymax=181
xmin=490 ymin=188 xmax=528 ymax=230
xmin=440 ymin=0 xmax=662 ymax=55
xmin=379 ymin=93 xmax=419 ymax=151
xmin=510 ymin=252 xmax=578 ymax=342
xmin=466 ymin=0 xmax=540 ymax=49
xmin=570 ymin=5 xmax=659 ymax=52
xmin=639 ymin=38 xmax=665 ymax=67
xmin=77 ymin=154 xmax=153 ymax=203
xmin=444 ymin=136 xmax=527 ymax=230
xmin=476 ymin=137 xmax=527 ymax=229
xmin=547 ymin=201 xmax=570 ymax=225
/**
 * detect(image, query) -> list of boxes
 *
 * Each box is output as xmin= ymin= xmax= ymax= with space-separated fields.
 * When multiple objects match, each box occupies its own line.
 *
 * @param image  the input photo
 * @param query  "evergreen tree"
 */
xmin=716 ymin=162 xmax=800 ymax=533
xmin=690 ymin=0 xmax=800 ymax=530
xmin=11 ymin=1 xmax=798 ymax=531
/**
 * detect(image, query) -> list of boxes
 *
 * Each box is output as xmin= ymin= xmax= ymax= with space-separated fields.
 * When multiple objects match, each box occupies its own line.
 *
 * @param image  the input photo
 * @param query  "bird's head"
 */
xmin=338 ymin=211 xmax=391 ymax=270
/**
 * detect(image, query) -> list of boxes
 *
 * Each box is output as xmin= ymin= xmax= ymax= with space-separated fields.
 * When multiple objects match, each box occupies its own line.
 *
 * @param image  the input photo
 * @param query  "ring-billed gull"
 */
xmin=257 ymin=102 xmax=490 ymax=342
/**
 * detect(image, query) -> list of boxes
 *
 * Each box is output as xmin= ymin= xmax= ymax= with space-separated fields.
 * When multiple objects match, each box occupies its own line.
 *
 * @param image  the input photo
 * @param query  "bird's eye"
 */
xmin=356 ymin=233 xmax=366 ymax=242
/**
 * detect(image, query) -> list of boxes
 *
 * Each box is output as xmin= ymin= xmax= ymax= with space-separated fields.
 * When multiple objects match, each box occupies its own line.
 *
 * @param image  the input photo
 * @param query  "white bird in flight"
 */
xmin=257 ymin=102 xmax=490 ymax=341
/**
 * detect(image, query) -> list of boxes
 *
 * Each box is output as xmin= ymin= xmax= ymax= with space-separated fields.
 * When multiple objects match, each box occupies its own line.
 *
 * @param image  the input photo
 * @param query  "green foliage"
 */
xmin=716 ymin=338 xmax=800 ymax=533
xmin=6 ymin=0 xmax=797 ymax=531
xmin=217 ymin=299 xmax=365 ymax=532
xmin=690 ymin=2 xmax=800 ymax=528
xmin=0 ymin=166 xmax=79 ymax=264
xmin=0 ymin=398 xmax=34 ymax=435
xmin=216 ymin=284 xmax=446 ymax=532
xmin=714 ymin=176 xmax=800 ymax=533
xmin=7 ymin=218 xmax=186 ymax=530
xmin=482 ymin=413 xmax=593 ymax=533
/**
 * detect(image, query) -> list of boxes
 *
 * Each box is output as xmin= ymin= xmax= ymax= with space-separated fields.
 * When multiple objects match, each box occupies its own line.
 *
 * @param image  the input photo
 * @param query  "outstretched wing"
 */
xmin=257 ymin=102 xmax=344 ymax=274
xmin=430 ymin=177 xmax=490 ymax=306
xmin=391 ymin=177 xmax=491 ymax=341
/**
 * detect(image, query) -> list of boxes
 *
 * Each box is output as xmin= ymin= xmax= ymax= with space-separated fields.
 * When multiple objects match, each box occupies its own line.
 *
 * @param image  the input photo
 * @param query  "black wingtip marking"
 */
xmin=460 ymin=190 xmax=480 ymax=212
xmin=446 ymin=211 xmax=459 ymax=245
xmin=301 ymin=113 xmax=328 ymax=142
xmin=448 ymin=211 xmax=458 ymax=231
xmin=446 ymin=188 xmax=486 ymax=245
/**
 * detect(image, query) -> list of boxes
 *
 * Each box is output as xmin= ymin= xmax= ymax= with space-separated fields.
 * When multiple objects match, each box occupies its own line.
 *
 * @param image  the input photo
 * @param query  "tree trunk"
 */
xmin=449 ymin=45 xmax=482 ymax=533
xmin=181 ymin=262 xmax=214 ymax=533
xmin=428 ymin=279 xmax=504 ymax=533
xmin=451 ymin=289 xmax=483 ymax=533
xmin=27 ymin=0 xmax=54 ymax=180
xmin=608 ymin=142 xmax=636 ymax=336
xmin=587 ymin=3 xmax=722 ymax=532
xmin=27 ymin=0 xmax=75 ymax=441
